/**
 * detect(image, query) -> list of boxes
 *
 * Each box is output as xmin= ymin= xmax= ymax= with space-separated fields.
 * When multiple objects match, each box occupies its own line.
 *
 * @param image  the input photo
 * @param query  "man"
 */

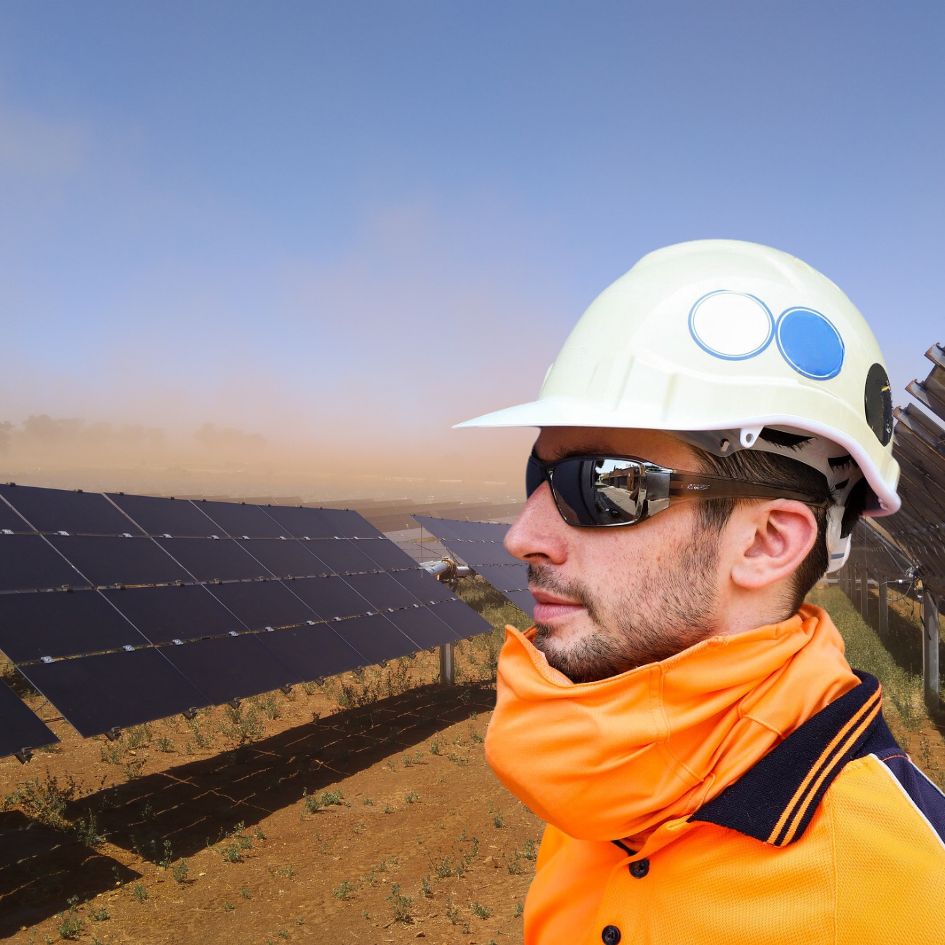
xmin=457 ymin=240 xmax=945 ymax=944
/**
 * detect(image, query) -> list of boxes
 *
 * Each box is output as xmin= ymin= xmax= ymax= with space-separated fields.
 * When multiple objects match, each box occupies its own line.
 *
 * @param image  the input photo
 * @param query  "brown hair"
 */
xmin=687 ymin=430 xmax=842 ymax=613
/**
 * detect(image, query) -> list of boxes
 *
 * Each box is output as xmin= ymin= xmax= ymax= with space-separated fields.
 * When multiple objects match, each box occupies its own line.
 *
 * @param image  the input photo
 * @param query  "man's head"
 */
xmin=505 ymin=426 xmax=828 ymax=681
xmin=457 ymin=240 xmax=900 ymax=679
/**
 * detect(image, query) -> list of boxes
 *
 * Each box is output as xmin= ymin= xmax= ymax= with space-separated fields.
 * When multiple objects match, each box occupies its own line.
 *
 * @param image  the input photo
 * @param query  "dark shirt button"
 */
xmin=629 ymin=858 xmax=650 ymax=878
xmin=601 ymin=925 xmax=621 ymax=945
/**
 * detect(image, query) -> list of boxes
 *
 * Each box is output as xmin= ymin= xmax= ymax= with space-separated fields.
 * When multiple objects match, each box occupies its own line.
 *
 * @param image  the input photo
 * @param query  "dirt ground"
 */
xmin=1 ymin=577 xmax=541 ymax=945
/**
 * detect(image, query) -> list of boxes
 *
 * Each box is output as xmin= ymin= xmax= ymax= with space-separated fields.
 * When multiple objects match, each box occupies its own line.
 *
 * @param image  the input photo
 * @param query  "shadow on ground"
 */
xmin=0 ymin=681 xmax=494 ymax=937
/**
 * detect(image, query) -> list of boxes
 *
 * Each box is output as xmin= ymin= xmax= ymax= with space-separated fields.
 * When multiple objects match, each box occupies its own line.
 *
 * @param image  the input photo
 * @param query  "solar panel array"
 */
xmin=0 ymin=485 xmax=491 ymax=757
xmin=413 ymin=516 xmax=533 ymax=618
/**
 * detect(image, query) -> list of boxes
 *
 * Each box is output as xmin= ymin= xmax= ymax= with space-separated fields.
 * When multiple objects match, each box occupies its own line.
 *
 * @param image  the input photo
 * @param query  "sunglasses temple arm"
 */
xmin=667 ymin=472 xmax=827 ymax=505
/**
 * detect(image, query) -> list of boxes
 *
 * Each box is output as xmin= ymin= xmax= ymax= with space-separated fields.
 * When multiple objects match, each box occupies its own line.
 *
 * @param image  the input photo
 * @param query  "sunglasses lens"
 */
xmin=526 ymin=455 xmax=646 ymax=526
xmin=525 ymin=455 xmax=545 ymax=498
xmin=591 ymin=458 xmax=644 ymax=523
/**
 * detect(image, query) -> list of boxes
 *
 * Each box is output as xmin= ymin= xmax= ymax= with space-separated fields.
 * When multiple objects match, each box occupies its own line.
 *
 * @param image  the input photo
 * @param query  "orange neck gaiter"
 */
xmin=485 ymin=604 xmax=857 ymax=844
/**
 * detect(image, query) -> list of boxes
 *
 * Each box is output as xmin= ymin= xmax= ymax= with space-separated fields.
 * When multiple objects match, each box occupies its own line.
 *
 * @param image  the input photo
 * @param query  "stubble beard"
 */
xmin=529 ymin=525 xmax=721 ymax=683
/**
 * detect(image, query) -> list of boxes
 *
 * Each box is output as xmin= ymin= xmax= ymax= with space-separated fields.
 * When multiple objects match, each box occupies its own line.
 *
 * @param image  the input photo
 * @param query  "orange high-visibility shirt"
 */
xmin=524 ymin=674 xmax=945 ymax=944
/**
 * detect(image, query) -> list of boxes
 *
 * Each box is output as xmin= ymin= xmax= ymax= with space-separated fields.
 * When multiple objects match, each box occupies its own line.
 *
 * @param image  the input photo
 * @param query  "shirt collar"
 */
xmin=690 ymin=672 xmax=891 ymax=845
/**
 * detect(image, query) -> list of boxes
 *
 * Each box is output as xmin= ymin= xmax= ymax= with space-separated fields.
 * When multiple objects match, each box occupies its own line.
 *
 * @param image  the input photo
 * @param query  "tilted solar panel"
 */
xmin=0 ymin=679 xmax=58 ymax=757
xmin=0 ymin=496 xmax=32 ymax=533
xmin=413 ymin=515 xmax=535 ymax=619
xmin=390 ymin=567 xmax=457 ymax=604
xmin=47 ymin=535 xmax=189 ymax=587
xmin=234 ymin=538 xmax=326 ymax=578
xmin=20 ymin=648 xmax=211 ymax=737
xmin=108 ymin=493 xmax=222 ymax=538
xmin=0 ymin=486 xmax=492 ymax=753
xmin=474 ymin=564 xmax=530 ymax=594
xmin=0 ymin=589 xmax=147 ymax=661
xmin=157 ymin=635 xmax=296 ymax=705
xmin=196 ymin=500 xmax=288 ymax=538
xmin=344 ymin=571 xmax=423 ymax=611
xmin=387 ymin=606 xmax=462 ymax=648
xmin=207 ymin=579 xmax=316 ymax=631
xmin=103 ymin=584 xmax=241 ymax=644
xmin=0 ymin=535 xmax=90 ymax=592
xmin=253 ymin=623 xmax=363 ymax=683
xmin=288 ymin=575 xmax=374 ymax=620
xmin=304 ymin=539 xmax=378 ymax=575
xmin=0 ymin=484 xmax=138 ymax=536
xmin=333 ymin=613 xmax=418 ymax=663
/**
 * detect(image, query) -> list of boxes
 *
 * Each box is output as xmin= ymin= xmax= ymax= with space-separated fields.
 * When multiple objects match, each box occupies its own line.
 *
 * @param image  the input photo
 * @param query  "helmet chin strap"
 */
xmin=825 ymin=505 xmax=852 ymax=573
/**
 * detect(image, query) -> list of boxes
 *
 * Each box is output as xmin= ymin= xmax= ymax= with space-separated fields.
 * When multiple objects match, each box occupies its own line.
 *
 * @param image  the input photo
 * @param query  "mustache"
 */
xmin=527 ymin=564 xmax=598 ymax=620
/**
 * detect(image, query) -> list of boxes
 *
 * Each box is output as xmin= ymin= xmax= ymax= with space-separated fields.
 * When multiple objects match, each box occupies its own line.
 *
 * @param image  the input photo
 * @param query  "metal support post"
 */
xmin=861 ymin=571 xmax=870 ymax=623
xmin=922 ymin=586 xmax=940 ymax=714
xmin=439 ymin=642 xmax=455 ymax=686
xmin=878 ymin=581 xmax=888 ymax=639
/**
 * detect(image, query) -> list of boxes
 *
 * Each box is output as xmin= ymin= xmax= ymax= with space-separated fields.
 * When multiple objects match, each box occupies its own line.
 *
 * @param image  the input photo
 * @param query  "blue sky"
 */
xmin=0 ymin=2 xmax=942 ymax=496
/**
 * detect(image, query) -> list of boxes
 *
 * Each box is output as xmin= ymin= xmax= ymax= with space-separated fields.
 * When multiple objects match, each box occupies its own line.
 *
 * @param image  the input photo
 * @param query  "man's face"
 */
xmin=504 ymin=427 xmax=726 ymax=682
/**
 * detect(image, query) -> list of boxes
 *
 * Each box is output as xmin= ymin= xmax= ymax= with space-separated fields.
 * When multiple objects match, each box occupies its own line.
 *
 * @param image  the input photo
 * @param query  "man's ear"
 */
xmin=729 ymin=500 xmax=819 ymax=591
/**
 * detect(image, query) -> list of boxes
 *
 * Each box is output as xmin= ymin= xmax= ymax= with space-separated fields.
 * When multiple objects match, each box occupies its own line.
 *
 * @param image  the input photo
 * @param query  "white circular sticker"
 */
xmin=689 ymin=290 xmax=774 ymax=361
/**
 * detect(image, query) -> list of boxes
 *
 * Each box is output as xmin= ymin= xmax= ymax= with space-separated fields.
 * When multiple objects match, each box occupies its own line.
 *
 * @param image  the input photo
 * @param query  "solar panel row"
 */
xmin=413 ymin=515 xmax=533 ymax=619
xmin=0 ymin=487 xmax=492 ymax=753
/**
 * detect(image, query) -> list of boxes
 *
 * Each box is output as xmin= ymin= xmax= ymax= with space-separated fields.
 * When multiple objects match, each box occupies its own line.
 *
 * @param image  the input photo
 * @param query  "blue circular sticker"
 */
xmin=775 ymin=308 xmax=844 ymax=380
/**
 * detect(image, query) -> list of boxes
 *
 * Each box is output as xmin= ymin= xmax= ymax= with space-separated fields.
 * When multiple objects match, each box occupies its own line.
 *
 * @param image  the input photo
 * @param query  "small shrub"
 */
xmin=387 ymin=883 xmax=413 ymax=924
xmin=91 ymin=905 xmax=110 ymax=922
xmin=131 ymin=883 xmax=148 ymax=902
xmin=404 ymin=791 xmax=420 ymax=804
xmin=172 ymin=861 xmax=189 ymax=884
xmin=472 ymin=901 xmax=492 ymax=919
xmin=333 ymin=880 xmax=353 ymax=900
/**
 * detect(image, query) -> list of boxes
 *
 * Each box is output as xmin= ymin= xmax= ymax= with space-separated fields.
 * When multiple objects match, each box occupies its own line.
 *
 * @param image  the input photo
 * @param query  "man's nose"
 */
xmin=504 ymin=482 xmax=568 ymax=565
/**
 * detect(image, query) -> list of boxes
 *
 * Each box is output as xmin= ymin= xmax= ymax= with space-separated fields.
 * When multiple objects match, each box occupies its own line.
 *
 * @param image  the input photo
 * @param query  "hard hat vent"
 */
xmin=864 ymin=363 xmax=893 ymax=446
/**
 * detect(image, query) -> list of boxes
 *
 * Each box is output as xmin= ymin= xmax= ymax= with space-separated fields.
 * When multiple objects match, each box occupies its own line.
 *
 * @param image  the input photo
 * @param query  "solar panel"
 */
xmin=0 ymin=678 xmax=58 ymax=757
xmin=196 ymin=500 xmax=288 ymax=539
xmin=47 ymin=535 xmax=189 ymax=587
xmin=428 ymin=599 xmax=494 ymax=639
xmin=0 ymin=589 xmax=146 ymax=661
xmin=109 ymin=493 xmax=221 ymax=538
xmin=474 ymin=564 xmax=529 ymax=593
xmin=252 ymin=624 xmax=363 ymax=683
xmin=412 ymin=516 xmax=534 ymax=616
xmin=0 ymin=535 xmax=90 ymax=592
xmin=386 ymin=606 xmax=461 ymax=648
xmin=207 ymin=580 xmax=316 ymax=630
xmin=0 ymin=484 xmax=137 ymax=536
xmin=0 ymin=497 xmax=32 ymax=533
xmin=288 ymin=576 xmax=373 ymax=620
xmin=305 ymin=539 xmax=379 ymax=575
xmin=0 ymin=485 xmax=495 ymax=746
xmin=504 ymin=590 xmax=536 ymax=618
xmin=235 ymin=538 xmax=327 ymax=578
xmin=20 ymin=648 xmax=210 ymax=737
xmin=103 ymin=584 xmax=241 ymax=644
xmin=261 ymin=505 xmax=345 ymax=539
xmin=156 ymin=537 xmax=271 ymax=582
xmin=157 ymin=635 xmax=293 ymax=704
xmin=450 ymin=541 xmax=519 ymax=567
xmin=357 ymin=538 xmax=419 ymax=571
xmin=390 ymin=567 xmax=457 ymax=603
xmin=332 ymin=613 xmax=418 ymax=663
xmin=344 ymin=571 xmax=423 ymax=611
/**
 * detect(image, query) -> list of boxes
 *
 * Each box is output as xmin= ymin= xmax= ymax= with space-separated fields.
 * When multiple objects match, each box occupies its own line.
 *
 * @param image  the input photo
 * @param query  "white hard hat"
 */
xmin=457 ymin=239 xmax=900 ymax=571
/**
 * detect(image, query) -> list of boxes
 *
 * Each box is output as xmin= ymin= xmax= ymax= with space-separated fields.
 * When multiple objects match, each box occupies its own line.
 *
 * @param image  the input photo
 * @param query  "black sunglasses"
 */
xmin=526 ymin=452 xmax=829 ymax=528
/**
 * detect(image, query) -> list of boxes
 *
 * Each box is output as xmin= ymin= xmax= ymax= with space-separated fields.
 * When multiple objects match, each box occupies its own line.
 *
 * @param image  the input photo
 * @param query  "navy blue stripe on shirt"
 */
xmin=877 ymin=752 xmax=945 ymax=849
